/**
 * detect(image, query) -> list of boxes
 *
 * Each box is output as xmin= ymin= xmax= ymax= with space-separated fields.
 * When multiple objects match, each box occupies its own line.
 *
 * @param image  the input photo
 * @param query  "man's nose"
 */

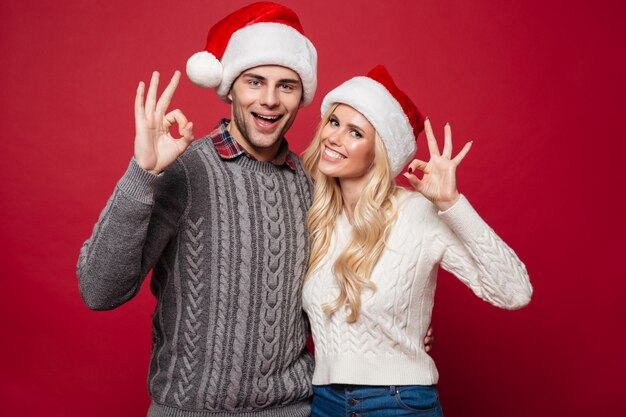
xmin=260 ymin=87 xmax=279 ymax=108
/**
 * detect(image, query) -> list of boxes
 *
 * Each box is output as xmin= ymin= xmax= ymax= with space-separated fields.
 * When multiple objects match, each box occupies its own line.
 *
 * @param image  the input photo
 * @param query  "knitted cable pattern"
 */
xmin=439 ymin=225 xmax=531 ymax=309
xmin=253 ymin=175 xmax=286 ymax=407
xmin=174 ymin=217 xmax=206 ymax=407
xmin=203 ymin=171 xmax=234 ymax=410
xmin=281 ymin=173 xmax=310 ymax=402
xmin=223 ymin=167 xmax=253 ymax=410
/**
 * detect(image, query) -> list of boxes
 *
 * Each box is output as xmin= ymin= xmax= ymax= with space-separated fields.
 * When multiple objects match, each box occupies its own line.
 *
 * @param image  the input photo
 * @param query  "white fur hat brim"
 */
xmin=210 ymin=22 xmax=318 ymax=107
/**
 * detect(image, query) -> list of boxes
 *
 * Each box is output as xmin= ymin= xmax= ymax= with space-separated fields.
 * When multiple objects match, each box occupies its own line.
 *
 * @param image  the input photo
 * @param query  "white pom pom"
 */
xmin=186 ymin=51 xmax=223 ymax=88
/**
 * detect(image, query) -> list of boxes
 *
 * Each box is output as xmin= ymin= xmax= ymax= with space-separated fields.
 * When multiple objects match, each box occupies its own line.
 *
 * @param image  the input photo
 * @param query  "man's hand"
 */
xmin=424 ymin=326 xmax=434 ymax=353
xmin=134 ymin=71 xmax=195 ymax=175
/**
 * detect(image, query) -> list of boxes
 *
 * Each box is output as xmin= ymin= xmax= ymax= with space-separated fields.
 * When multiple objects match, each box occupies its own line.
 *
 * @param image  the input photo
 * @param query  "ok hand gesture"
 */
xmin=403 ymin=119 xmax=472 ymax=211
xmin=134 ymin=71 xmax=195 ymax=175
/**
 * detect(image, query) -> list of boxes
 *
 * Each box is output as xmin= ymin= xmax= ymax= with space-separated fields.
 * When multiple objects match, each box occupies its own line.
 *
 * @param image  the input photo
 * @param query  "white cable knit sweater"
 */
xmin=302 ymin=191 xmax=533 ymax=386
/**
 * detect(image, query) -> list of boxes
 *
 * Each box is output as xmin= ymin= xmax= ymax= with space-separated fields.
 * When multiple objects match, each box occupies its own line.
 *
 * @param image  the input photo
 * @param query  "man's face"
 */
xmin=228 ymin=65 xmax=303 ymax=158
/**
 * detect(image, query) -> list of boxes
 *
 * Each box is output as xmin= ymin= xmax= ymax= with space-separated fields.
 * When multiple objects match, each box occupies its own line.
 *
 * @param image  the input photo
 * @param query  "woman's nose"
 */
xmin=326 ymin=130 xmax=341 ymax=146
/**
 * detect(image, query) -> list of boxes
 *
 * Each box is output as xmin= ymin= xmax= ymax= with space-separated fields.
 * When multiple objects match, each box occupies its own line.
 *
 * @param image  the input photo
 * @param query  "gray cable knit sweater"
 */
xmin=77 ymin=129 xmax=314 ymax=416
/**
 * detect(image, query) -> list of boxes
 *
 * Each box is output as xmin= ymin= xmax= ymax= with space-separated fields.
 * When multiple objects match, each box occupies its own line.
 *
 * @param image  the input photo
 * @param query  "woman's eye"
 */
xmin=351 ymin=130 xmax=362 ymax=138
xmin=329 ymin=118 xmax=339 ymax=127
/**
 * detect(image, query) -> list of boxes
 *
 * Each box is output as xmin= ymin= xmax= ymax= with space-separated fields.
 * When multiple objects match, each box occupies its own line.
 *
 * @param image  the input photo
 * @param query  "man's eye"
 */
xmin=280 ymin=84 xmax=293 ymax=90
xmin=249 ymin=80 xmax=261 ymax=86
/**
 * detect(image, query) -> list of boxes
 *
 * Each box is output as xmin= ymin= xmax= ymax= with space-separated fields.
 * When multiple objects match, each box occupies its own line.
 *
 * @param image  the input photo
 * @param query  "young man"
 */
xmin=78 ymin=3 xmax=317 ymax=416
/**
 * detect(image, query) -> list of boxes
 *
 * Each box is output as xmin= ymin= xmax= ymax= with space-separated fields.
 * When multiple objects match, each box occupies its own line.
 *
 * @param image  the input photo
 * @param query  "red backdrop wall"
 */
xmin=1 ymin=0 xmax=625 ymax=416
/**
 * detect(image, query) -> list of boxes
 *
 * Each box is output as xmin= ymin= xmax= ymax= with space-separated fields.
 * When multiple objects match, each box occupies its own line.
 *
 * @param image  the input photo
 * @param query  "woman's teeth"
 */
xmin=324 ymin=148 xmax=345 ymax=160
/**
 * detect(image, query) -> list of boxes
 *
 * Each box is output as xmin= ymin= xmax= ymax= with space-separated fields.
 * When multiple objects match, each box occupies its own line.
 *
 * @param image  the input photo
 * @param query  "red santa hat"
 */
xmin=321 ymin=65 xmax=425 ymax=176
xmin=186 ymin=2 xmax=318 ymax=106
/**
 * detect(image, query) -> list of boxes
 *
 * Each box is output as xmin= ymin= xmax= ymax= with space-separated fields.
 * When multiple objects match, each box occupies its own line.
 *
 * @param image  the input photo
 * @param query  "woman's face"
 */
xmin=318 ymin=104 xmax=377 ymax=181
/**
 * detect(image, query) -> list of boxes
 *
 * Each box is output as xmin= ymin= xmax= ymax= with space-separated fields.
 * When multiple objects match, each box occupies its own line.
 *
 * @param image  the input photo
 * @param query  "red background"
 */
xmin=1 ymin=0 xmax=625 ymax=416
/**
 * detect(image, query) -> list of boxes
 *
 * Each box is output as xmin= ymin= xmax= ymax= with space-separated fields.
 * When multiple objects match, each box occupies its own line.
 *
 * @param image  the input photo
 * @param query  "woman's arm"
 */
xmin=403 ymin=119 xmax=532 ymax=309
xmin=432 ymin=195 xmax=532 ymax=309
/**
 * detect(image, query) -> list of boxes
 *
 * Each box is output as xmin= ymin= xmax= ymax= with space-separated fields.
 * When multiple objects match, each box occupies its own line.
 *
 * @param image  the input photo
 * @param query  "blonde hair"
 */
xmin=302 ymin=104 xmax=401 ymax=322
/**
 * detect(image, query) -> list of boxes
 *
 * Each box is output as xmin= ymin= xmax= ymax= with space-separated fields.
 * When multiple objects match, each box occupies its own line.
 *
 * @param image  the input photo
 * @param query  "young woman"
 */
xmin=301 ymin=66 xmax=533 ymax=416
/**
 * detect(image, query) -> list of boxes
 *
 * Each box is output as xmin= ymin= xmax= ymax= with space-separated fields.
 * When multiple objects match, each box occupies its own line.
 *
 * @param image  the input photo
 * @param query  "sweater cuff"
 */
xmin=438 ymin=194 xmax=487 ymax=241
xmin=116 ymin=158 xmax=161 ymax=204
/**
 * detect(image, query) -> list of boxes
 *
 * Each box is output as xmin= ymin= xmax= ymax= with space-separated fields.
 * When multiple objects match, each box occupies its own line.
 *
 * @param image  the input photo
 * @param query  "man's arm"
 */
xmin=77 ymin=157 xmax=187 ymax=310
xmin=76 ymin=71 xmax=193 ymax=310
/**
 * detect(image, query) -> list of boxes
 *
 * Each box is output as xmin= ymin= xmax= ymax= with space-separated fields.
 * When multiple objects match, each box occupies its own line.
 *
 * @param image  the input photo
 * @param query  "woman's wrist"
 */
xmin=435 ymin=193 xmax=460 ymax=212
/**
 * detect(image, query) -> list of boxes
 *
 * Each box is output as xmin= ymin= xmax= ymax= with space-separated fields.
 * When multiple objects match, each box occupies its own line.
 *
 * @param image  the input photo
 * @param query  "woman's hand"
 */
xmin=134 ymin=71 xmax=195 ymax=175
xmin=403 ymin=119 xmax=472 ymax=211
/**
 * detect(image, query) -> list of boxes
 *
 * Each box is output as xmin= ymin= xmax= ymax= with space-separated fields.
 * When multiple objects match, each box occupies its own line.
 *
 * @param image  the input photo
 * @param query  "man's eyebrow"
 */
xmin=242 ymin=73 xmax=266 ymax=81
xmin=242 ymin=73 xmax=301 ymax=85
xmin=278 ymin=78 xmax=301 ymax=85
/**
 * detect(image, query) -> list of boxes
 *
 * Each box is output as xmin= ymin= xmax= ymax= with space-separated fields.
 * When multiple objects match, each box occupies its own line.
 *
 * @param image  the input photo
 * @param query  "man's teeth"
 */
xmin=324 ymin=148 xmax=345 ymax=160
xmin=254 ymin=113 xmax=281 ymax=121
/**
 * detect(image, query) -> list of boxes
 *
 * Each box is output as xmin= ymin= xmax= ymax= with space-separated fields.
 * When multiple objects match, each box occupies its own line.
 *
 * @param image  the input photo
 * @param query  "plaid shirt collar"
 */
xmin=210 ymin=119 xmax=296 ymax=171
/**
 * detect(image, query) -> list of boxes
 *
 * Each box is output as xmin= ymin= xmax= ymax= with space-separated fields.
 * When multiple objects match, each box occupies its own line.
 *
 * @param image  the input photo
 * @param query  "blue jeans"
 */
xmin=312 ymin=384 xmax=444 ymax=416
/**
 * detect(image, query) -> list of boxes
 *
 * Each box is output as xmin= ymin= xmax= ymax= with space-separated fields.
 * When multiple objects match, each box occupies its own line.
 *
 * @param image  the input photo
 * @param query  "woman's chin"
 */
xmin=318 ymin=162 xmax=341 ymax=179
